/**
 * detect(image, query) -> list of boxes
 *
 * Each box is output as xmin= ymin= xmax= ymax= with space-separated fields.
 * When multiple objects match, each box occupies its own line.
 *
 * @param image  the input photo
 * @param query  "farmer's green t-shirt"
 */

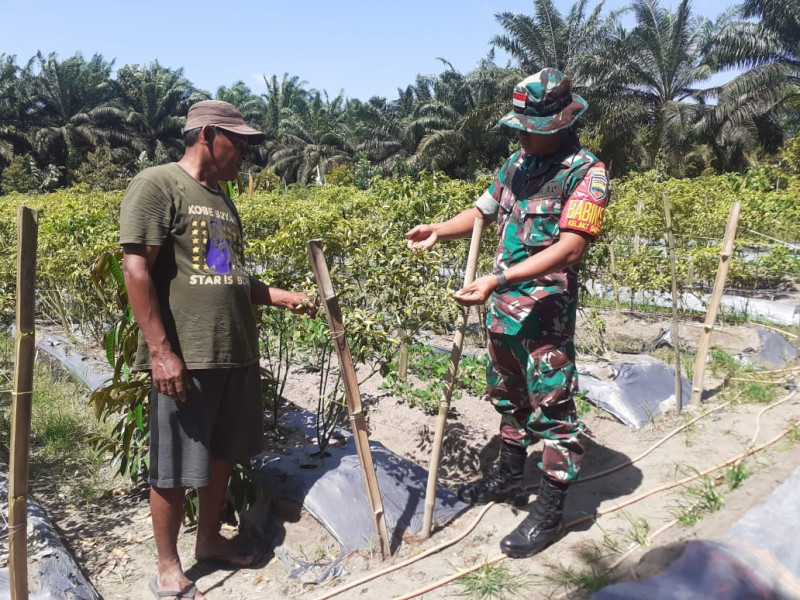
xmin=119 ymin=163 xmax=259 ymax=370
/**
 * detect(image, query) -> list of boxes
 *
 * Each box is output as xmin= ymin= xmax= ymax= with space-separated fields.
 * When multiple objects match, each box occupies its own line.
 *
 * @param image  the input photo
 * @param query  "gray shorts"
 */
xmin=148 ymin=363 xmax=263 ymax=488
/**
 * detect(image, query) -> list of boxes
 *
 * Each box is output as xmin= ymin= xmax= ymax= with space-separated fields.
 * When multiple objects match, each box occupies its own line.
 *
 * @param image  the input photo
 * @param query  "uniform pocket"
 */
xmin=522 ymin=197 xmax=561 ymax=248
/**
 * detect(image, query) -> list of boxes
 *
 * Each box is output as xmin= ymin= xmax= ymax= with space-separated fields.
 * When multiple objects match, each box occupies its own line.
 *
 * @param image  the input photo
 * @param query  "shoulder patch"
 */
xmin=588 ymin=167 xmax=608 ymax=202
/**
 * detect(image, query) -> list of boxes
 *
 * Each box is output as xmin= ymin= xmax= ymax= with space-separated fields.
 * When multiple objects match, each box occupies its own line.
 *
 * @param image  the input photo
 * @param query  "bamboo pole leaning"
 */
xmin=662 ymin=192 xmax=682 ymax=414
xmin=306 ymin=240 xmax=392 ymax=559
xmin=10 ymin=206 xmax=39 ymax=600
xmin=690 ymin=201 xmax=742 ymax=406
xmin=422 ymin=217 xmax=485 ymax=539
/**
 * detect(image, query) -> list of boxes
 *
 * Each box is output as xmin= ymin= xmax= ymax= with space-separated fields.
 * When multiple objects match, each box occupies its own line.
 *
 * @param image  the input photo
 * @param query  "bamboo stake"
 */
xmin=10 ymin=206 xmax=38 ymax=600
xmin=306 ymin=240 xmax=391 ymax=559
xmin=662 ymin=192 xmax=682 ymax=414
xmin=422 ymin=217 xmax=486 ymax=539
xmin=690 ymin=201 xmax=741 ymax=406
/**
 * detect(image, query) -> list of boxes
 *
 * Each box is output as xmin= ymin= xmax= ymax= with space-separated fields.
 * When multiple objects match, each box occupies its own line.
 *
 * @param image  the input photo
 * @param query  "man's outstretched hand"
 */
xmin=405 ymin=224 xmax=438 ymax=251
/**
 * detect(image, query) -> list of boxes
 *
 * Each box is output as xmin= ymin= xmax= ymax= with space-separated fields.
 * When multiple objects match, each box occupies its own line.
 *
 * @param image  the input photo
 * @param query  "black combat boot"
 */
xmin=457 ymin=442 xmax=529 ymax=506
xmin=499 ymin=476 xmax=568 ymax=558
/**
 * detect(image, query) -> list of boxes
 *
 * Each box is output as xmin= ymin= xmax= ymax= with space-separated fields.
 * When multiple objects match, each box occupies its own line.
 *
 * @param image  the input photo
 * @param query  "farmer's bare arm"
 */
xmin=122 ymin=244 xmax=191 ymax=401
xmin=453 ymin=231 xmax=589 ymax=306
xmin=249 ymin=276 xmax=318 ymax=317
xmin=405 ymin=207 xmax=487 ymax=250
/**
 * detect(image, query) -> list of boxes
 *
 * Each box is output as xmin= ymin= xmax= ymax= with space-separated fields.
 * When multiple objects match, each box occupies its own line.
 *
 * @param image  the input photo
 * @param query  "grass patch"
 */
xmin=542 ymin=561 xmax=610 ymax=596
xmin=672 ymin=470 xmax=725 ymax=527
xmin=723 ymin=460 xmax=751 ymax=491
xmin=729 ymin=380 xmax=778 ymax=404
xmin=0 ymin=332 xmax=115 ymax=506
xmin=457 ymin=560 xmax=530 ymax=599
xmin=708 ymin=348 xmax=743 ymax=378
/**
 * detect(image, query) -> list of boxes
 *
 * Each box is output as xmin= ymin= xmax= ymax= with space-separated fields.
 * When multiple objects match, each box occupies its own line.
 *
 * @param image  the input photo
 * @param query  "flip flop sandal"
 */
xmin=149 ymin=577 xmax=197 ymax=599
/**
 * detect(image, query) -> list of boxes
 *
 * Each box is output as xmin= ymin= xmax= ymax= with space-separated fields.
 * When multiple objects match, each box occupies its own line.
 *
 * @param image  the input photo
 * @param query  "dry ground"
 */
xmin=21 ymin=310 xmax=800 ymax=599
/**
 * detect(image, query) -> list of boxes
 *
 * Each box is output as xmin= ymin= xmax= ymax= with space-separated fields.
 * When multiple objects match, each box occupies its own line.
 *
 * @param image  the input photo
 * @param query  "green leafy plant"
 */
xmin=673 ymin=469 xmax=725 ymax=526
xmin=618 ymin=511 xmax=651 ymax=548
xmin=574 ymin=390 xmax=594 ymax=418
xmin=724 ymin=460 xmax=751 ymax=491
xmin=88 ymin=250 xmax=151 ymax=485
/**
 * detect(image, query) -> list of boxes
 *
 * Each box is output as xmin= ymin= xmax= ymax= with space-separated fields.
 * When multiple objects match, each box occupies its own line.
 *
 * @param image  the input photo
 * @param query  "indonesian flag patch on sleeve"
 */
xmin=559 ymin=164 xmax=610 ymax=237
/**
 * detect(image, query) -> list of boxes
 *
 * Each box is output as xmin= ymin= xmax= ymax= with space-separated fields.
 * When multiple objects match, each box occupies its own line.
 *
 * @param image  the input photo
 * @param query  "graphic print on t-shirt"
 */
xmin=188 ymin=204 xmax=246 ymax=285
xmin=206 ymin=219 xmax=236 ymax=273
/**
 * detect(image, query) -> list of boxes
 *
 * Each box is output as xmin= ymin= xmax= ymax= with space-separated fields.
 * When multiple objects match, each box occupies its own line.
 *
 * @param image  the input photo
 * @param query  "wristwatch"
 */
xmin=494 ymin=269 xmax=509 ymax=291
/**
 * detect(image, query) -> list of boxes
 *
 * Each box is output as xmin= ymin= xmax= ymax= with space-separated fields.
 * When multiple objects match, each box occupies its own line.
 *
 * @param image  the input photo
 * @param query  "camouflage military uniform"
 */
xmin=474 ymin=145 xmax=610 ymax=483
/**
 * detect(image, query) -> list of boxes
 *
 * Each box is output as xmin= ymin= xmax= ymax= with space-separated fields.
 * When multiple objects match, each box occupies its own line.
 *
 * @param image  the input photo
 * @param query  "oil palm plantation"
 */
xmin=352 ymin=75 xmax=444 ymax=176
xmin=215 ymin=81 xmax=266 ymax=130
xmin=260 ymin=74 xmax=310 ymax=156
xmin=491 ymin=0 xmax=614 ymax=79
xmin=0 ymin=54 xmax=25 ymax=164
xmin=414 ymin=61 xmax=516 ymax=179
xmin=114 ymin=61 xmax=206 ymax=162
xmin=700 ymin=0 xmax=800 ymax=169
xmin=589 ymin=0 xmax=719 ymax=175
xmin=23 ymin=51 xmax=121 ymax=184
xmin=269 ymin=90 xmax=354 ymax=184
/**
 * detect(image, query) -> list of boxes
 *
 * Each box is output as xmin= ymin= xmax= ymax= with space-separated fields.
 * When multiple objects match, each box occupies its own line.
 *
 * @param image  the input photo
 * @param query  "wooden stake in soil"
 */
xmin=690 ymin=201 xmax=741 ymax=406
xmin=422 ymin=217 xmax=485 ymax=539
xmin=306 ymin=240 xmax=391 ymax=559
xmin=10 ymin=206 xmax=38 ymax=600
xmin=662 ymin=192 xmax=682 ymax=414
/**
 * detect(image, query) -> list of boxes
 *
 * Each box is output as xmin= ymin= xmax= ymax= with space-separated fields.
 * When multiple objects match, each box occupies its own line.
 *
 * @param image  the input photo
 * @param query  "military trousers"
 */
xmin=486 ymin=330 xmax=584 ymax=483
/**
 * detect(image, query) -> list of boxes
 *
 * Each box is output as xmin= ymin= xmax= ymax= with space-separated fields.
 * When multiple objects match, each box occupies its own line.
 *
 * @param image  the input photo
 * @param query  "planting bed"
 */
xmin=7 ymin=309 xmax=800 ymax=599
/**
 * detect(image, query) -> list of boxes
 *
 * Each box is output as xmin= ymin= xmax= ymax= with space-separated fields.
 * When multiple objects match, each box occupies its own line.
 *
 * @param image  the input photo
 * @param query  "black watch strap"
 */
xmin=494 ymin=269 xmax=508 ymax=291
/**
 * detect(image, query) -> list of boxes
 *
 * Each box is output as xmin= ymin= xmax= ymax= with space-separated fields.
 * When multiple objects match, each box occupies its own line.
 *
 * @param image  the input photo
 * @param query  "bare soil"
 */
xmin=21 ymin=311 xmax=800 ymax=599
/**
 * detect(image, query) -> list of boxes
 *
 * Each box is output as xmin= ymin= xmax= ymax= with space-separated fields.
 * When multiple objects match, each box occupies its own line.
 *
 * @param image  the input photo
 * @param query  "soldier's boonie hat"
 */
xmin=183 ymin=100 xmax=266 ymax=144
xmin=498 ymin=68 xmax=588 ymax=134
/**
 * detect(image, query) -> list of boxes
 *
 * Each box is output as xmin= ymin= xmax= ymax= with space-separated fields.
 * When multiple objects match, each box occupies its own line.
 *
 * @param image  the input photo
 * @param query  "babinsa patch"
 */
xmin=558 ymin=164 xmax=609 ymax=238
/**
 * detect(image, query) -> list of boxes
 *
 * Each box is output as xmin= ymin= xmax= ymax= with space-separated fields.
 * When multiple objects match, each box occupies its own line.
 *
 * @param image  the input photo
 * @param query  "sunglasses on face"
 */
xmin=214 ymin=127 xmax=249 ymax=152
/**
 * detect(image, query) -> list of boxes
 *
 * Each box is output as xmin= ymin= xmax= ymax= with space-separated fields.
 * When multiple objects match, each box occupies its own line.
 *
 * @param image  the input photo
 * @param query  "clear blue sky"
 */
xmin=2 ymin=0 xmax=739 ymax=101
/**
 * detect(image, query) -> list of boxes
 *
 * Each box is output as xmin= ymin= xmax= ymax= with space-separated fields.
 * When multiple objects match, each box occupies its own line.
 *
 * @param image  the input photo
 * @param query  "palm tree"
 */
xmin=491 ymin=0 xmax=614 ymax=78
xmin=260 ymin=74 xmax=310 ymax=155
xmin=114 ymin=61 xmax=206 ymax=162
xmin=269 ymin=90 xmax=354 ymax=184
xmin=701 ymin=0 xmax=800 ymax=167
xmin=215 ymin=81 xmax=266 ymax=126
xmin=412 ymin=61 xmax=518 ymax=178
xmin=351 ymin=76 xmax=441 ymax=176
xmin=24 ymin=51 xmax=121 ymax=183
xmin=0 ymin=54 xmax=26 ymax=164
xmin=588 ymin=0 xmax=719 ymax=175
